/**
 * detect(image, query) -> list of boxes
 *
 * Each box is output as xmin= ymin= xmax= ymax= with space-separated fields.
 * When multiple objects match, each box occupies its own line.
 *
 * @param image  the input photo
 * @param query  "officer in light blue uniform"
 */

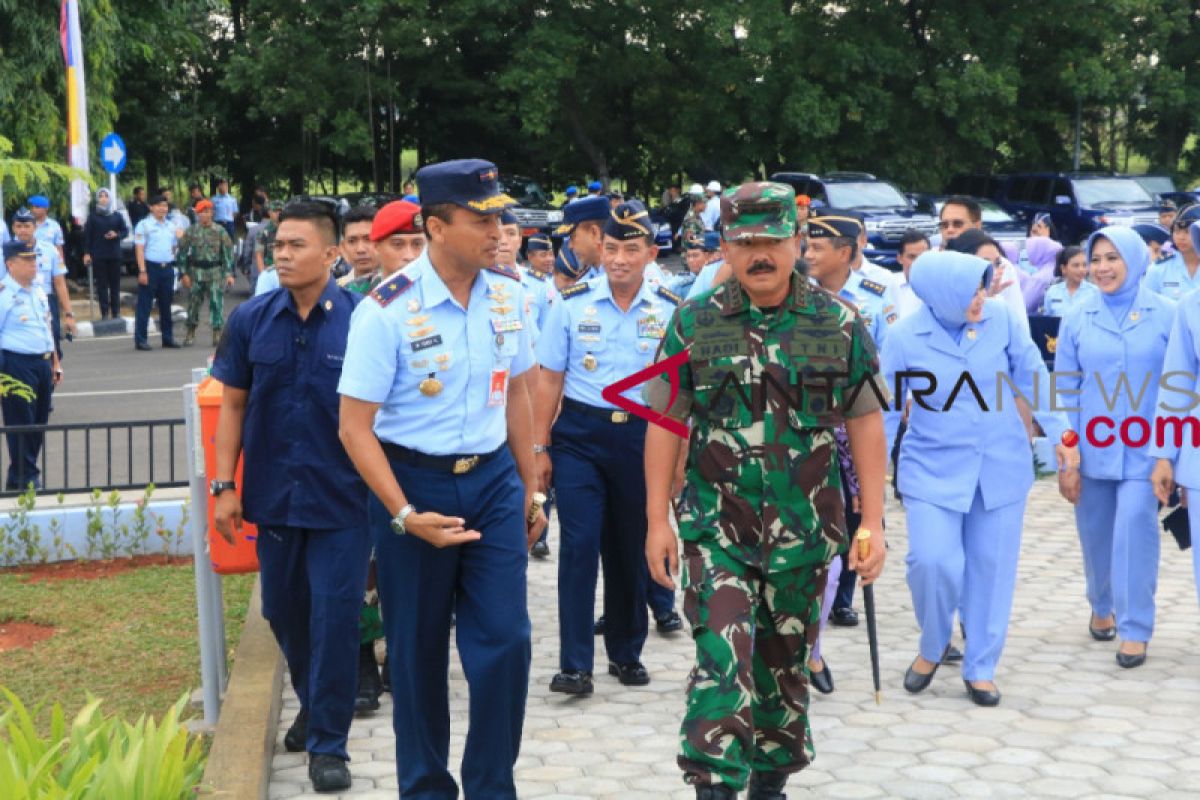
xmin=684 ymin=232 xmax=727 ymax=300
xmin=254 ymin=265 xmax=281 ymax=296
xmin=337 ymin=159 xmax=542 ymax=800
xmin=27 ymin=195 xmax=64 ymax=255
xmin=1056 ymin=226 xmax=1174 ymax=668
xmin=1150 ymin=283 xmax=1200 ymax=613
xmin=535 ymin=199 xmax=683 ymax=696
xmin=883 ymin=250 xmax=1072 ymax=706
xmin=519 ymin=233 xmax=556 ymax=336
xmin=554 ymin=195 xmax=610 ymax=281
xmin=0 ymin=239 xmax=59 ymax=491
xmin=133 ymin=194 xmax=181 ymax=349
xmin=1143 ymin=205 xmax=1200 ymax=300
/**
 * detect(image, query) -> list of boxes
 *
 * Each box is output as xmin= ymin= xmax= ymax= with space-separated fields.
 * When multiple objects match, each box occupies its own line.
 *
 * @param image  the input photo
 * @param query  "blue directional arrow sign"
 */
xmin=100 ymin=132 xmax=127 ymax=174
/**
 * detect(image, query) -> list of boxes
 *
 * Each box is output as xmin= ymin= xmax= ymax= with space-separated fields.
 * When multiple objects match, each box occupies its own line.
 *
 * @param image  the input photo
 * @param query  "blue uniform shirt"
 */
xmin=338 ymin=252 xmax=535 ymax=455
xmin=519 ymin=266 xmax=556 ymax=337
xmin=1040 ymin=280 xmax=1099 ymax=317
xmin=685 ymin=259 xmax=724 ymax=300
xmin=34 ymin=218 xmax=64 ymax=248
xmin=0 ymin=276 xmax=56 ymax=354
xmin=536 ymin=274 xmax=682 ymax=408
xmin=831 ymin=269 xmax=896 ymax=354
xmin=1143 ymin=252 xmax=1200 ymax=301
xmin=212 ymin=193 xmax=238 ymax=223
xmin=33 ymin=239 xmax=65 ymax=295
xmin=255 ymin=267 xmax=281 ymax=296
xmin=134 ymin=216 xmax=178 ymax=263
xmin=211 ymin=277 xmax=366 ymax=530
xmin=1151 ymin=290 xmax=1200 ymax=489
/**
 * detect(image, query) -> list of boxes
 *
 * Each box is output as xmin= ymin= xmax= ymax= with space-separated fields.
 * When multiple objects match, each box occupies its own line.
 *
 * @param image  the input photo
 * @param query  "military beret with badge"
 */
xmin=370 ymin=199 xmax=424 ymax=241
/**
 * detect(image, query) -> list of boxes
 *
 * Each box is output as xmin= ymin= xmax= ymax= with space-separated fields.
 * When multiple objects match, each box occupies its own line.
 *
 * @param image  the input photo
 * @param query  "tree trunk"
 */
xmin=561 ymin=81 xmax=608 ymax=185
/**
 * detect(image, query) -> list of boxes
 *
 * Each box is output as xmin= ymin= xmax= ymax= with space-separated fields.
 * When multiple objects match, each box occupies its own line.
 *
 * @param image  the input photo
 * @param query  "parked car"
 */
xmin=996 ymin=172 xmax=1161 ymax=244
xmin=770 ymin=171 xmax=938 ymax=262
xmin=1130 ymin=175 xmax=1200 ymax=210
xmin=912 ymin=195 xmax=1026 ymax=248
xmin=497 ymin=175 xmax=563 ymax=235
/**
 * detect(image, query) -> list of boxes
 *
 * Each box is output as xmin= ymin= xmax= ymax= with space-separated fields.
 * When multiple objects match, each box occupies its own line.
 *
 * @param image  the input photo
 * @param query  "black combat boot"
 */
xmin=355 ymin=642 xmax=382 ymax=712
xmin=748 ymin=771 xmax=788 ymax=800
xmin=695 ymin=784 xmax=738 ymax=800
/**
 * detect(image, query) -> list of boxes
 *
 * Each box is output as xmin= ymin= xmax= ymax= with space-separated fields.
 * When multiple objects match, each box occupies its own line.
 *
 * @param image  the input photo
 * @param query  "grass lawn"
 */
xmin=0 ymin=558 xmax=255 ymax=729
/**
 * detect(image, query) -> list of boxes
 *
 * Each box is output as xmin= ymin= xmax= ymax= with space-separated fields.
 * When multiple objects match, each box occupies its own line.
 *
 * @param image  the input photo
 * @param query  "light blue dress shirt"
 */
xmin=1040 ymin=280 xmax=1100 ymax=317
xmin=34 ymin=218 xmax=64 ymax=248
xmin=338 ymin=252 xmax=535 ymax=455
xmin=1151 ymin=289 xmax=1200 ymax=489
xmin=1143 ymin=252 xmax=1200 ymax=301
xmin=255 ymin=267 xmax=281 ymax=296
xmin=536 ymin=274 xmax=680 ymax=408
xmin=0 ymin=276 xmax=56 ymax=354
xmin=33 ymin=240 xmax=65 ymax=295
xmin=212 ymin=193 xmax=238 ymax=223
xmin=134 ymin=217 xmax=178 ymax=263
xmin=519 ymin=267 xmax=556 ymax=338
xmin=685 ymin=259 xmax=725 ymax=300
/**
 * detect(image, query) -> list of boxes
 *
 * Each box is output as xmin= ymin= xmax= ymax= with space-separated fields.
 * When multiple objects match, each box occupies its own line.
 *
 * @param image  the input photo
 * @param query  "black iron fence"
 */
xmin=0 ymin=418 xmax=189 ymax=497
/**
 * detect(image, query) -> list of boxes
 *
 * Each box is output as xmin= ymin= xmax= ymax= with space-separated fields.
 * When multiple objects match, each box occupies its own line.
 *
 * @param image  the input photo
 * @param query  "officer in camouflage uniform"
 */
xmin=178 ymin=199 xmax=235 ymax=346
xmin=643 ymin=182 xmax=888 ymax=800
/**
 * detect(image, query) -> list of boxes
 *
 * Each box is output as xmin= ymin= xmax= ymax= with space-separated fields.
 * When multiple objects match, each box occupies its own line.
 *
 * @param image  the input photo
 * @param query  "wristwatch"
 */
xmin=391 ymin=504 xmax=416 ymax=536
xmin=533 ymin=444 xmax=551 ymax=455
xmin=209 ymin=479 xmax=236 ymax=497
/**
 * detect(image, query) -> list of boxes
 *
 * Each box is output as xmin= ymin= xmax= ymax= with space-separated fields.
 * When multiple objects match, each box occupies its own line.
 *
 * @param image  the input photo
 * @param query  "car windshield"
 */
xmin=499 ymin=178 xmax=551 ymax=208
xmin=825 ymin=181 xmax=909 ymax=210
xmin=1134 ymin=176 xmax=1175 ymax=196
xmin=932 ymin=200 xmax=1014 ymax=224
xmin=1072 ymin=178 xmax=1153 ymax=207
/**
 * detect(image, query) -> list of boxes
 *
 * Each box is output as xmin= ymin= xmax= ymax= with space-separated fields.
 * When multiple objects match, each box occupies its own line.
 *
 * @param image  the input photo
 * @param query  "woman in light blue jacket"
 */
xmin=882 ymin=251 xmax=1073 ymax=706
xmin=1055 ymin=226 xmax=1175 ymax=669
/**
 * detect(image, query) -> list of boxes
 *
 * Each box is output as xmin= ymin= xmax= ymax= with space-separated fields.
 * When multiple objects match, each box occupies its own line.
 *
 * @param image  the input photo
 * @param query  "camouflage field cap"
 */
xmin=719 ymin=181 xmax=797 ymax=241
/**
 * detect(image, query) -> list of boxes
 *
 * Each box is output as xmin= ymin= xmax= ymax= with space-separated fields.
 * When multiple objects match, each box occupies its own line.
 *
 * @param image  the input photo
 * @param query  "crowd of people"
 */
xmin=8 ymin=165 xmax=1200 ymax=798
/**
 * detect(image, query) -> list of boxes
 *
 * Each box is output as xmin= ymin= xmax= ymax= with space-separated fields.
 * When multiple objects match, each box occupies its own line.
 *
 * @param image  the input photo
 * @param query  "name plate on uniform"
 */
xmin=577 ymin=321 xmax=602 ymax=334
xmin=411 ymin=334 xmax=443 ymax=352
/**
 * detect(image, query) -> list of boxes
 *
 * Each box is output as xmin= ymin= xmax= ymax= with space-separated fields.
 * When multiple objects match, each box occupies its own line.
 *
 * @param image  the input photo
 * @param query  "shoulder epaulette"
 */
xmin=484 ymin=263 xmax=521 ymax=281
xmin=527 ymin=268 xmax=549 ymax=281
xmin=1156 ymin=253 xmax=1173 ymax=264
xmin=560 ymin=281 xmax=590 ymax=300
xmin=656 ymin=285 xmax=683 ymax=305
xmin=859 ymin=278 xmax=887 ymax=297
xmin=369 ymin=272 xmax=414 ymax=306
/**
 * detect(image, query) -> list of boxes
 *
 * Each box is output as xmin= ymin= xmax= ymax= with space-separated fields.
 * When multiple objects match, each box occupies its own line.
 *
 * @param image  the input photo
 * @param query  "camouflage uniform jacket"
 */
xmin=646 ymin=271 xmax=883 ymax=573
xmin=177 ymin=223 xmax=234 ymax=279
xmin=255 ymin=221 xmax=278 ymax=268
xmin=681 ymin=209 xmax=705 ymax=243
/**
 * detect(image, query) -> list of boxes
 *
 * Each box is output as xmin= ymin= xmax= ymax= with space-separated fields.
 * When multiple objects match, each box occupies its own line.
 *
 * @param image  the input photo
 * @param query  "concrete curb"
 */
xmin=73 ymin=306 xmax=187 ymax=339
xmin=198 ymin=575 xmax=282 ymax=800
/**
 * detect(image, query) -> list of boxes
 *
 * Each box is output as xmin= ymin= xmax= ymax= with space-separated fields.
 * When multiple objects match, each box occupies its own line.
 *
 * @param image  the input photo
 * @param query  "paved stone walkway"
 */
xmin=269 ymin=479 xmax=1200 ymax=798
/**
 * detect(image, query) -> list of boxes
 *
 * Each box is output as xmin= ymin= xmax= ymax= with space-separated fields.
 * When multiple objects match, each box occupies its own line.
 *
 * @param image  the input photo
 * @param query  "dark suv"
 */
xmin=996 ymin=172 xmax=1161 ymax=244
xmin=770 ymin=171 xmax=938 ymax=261
xmin=497 ymin=176 xmax=563 ymax=235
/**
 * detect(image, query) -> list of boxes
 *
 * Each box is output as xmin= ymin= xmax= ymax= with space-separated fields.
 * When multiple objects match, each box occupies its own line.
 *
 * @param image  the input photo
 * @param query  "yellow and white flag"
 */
xmin=60 ymin=0 xmax=90 ymax=223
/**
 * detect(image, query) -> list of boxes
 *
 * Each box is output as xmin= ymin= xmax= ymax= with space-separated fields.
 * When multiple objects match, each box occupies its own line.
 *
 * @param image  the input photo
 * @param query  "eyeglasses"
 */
xmin=939 ymin=219 xmax=967 ymax=231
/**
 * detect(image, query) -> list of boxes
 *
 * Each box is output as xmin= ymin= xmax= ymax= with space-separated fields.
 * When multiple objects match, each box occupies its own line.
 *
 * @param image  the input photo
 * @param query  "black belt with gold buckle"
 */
xmin=562 ymin=397 xmax=643 ymax=424
xmin=380 ymin=442 xmax=503 ymax=475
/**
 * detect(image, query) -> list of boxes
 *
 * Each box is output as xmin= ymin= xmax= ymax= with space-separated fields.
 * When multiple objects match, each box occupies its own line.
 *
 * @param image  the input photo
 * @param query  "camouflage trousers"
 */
xmin=186 ymin=270 xmax=225 ymax=330
xmin=678 ymin=539 xmax=829 ymax=790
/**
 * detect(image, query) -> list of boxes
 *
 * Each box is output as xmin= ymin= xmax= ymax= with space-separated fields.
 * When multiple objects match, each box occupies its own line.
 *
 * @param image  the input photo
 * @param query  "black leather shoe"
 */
xmin=1116 ymin=646 xmax=1147 ymax=669
xmin=283 ymin=708 xmax=307 ymax=752
xmin=355 ymin=642 xmax=382 ymax=713
xmin=830 ymin=606 xmax=859 ymax=627
xmin=531 ymin=540 xmax=550 ymax=559
xmin=135 ymin=341 xmax=152 ymax=351
xmin=655 ymin=610 xmax=684 ymax=633
xmin=379 ymin=654 xmax=390 ymax=693
xmin=308 ymin=753 xmax=351 ymax=793
xmin=903 ymin=658 xmax=939 ymax=694
xmin=748 ymin=770 xmax=788 ymax=800
xmin=809 ymin=660 xmax=834 ymax=695
xmin=593 ymin=615 xmax=606 ymax=635
xmin=963 ymin=679 xmax=1001 ymax=707
xmin=550 ymin=670 xmax=594 ymax=695
xmin=608 ymin=661 xmax=650 ymax=686
xmin=1089 ymin=618 xmax=1117 ymax=642
xmin=695 ymin=785 xmax=738 ymax=800
xmin=942 ymin=645 xmax=964 ymax=664
xmin=162 ymin=339 xmax=182 ymax=349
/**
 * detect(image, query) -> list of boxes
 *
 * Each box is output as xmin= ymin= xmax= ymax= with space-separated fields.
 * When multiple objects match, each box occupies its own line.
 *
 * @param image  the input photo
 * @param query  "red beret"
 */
xmin=371 ymin=200 xmax=424 ymax=241
xmin=194 ymin=199 xmax=214 ymax=212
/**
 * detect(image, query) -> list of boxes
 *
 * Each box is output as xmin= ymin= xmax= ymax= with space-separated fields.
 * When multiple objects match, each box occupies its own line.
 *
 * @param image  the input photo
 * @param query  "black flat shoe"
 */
xmin=530 ymin=540 xmax=550 ymax=559
xmin=830 ymin=606 xmax=859 ymax=627
xmin=655 ymin=610 xmax=684 ymax=633
xmin=1089 ymin=619 xmax=1117 ymax=642
xmin=550 ymin=670 xmax=594 ymax=695
xmin=283 ymin=708 xmax=307 ymax=752
xmin=904 ymin=658 xmax=939 ymax=694
xmin=308 ymin=753 xmax=351 ymax=793
xmin=963 ymin=679 xmax=1001 ymax=707
xmin=593 ymin=615 xmax=606 ymax=635
xmin=809 ymin=661 xmax=834 ymax=695
xmin=135 ymin=341 xmax=152 ymax=351
xmin=942 ymin=645 xmax=964 ymax=664
xmin=608 ymin=661 xmax=650 ymax=686
xmin=1116 ymin=646 xmax=1147 ymax=669
xmin=162 ymin=339 xmax=182 ymax=349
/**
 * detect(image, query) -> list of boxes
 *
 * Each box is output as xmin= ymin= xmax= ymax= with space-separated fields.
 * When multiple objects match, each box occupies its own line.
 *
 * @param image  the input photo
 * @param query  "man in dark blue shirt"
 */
xmin=211 ymin=200 xmax=369 ymax=794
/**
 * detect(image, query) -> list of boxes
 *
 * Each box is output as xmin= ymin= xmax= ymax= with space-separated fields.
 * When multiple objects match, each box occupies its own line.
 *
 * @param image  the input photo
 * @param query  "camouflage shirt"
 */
xmin=681 ymin=209 xmax=705 ymax=243
xmin=646 ymin=271 xmax=883 ymax=572
xmin=177 ymin=223 xmax=234 ymax=278
xmin=255 ymin=221 xmax=278 ymax=268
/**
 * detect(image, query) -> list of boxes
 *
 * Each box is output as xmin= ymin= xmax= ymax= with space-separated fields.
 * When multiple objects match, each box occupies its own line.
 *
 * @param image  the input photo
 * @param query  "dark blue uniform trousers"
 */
xmin=0 ymin=351 xmax=52 ymax=490
xmin=134 ymin=261 xmax=175 ymax=345
xmin=256 ymin=524 xmax=371 ymax=760
xmin=370 ymin=447 xmax=531 ymax=800
xmin=552 ymin=405 xmax=649 ymax=673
